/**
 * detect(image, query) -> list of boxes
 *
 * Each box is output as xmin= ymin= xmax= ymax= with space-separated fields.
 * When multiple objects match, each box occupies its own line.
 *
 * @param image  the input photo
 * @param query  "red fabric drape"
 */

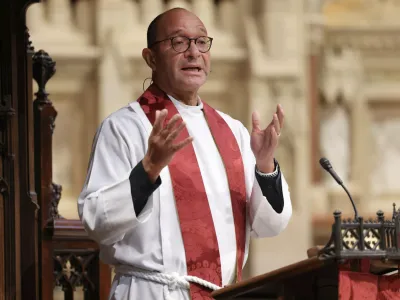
xmin=339 ymin=259 xmax=400 ymax=299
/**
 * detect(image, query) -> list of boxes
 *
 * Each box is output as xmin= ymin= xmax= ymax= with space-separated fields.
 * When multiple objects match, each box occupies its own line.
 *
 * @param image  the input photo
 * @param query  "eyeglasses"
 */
xmin=150 ymin=36 xmax=213 ymax=53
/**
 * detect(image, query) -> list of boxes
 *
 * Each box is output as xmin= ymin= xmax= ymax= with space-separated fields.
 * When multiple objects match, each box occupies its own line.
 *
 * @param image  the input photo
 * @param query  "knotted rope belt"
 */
xmin=115 ymin=265 xmax=222 ymax=300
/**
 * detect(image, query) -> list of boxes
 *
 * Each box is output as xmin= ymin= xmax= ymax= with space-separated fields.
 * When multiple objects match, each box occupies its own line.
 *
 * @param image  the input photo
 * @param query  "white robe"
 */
xmin=77 ymin=96 xmax=292 ymax=300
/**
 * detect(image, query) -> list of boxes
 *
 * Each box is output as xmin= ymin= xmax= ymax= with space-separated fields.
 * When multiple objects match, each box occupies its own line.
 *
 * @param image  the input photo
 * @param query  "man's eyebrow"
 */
xmin=166 ymin=29 xmax=184 ymax=37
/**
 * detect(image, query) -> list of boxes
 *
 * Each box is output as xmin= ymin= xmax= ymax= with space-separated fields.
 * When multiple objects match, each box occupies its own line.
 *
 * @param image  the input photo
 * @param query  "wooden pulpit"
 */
xmin=212 ymin=208 xmax=400 ymax=299
xmin=212 ymin=257 xmax=338 ymax=299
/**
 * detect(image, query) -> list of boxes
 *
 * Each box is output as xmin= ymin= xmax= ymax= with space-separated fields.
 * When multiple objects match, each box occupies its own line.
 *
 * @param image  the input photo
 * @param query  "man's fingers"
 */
xmin=150 ymin=110 xmax=192 ymax=154
xmin=159 ymin=114 xmax=182 ymax=138
xmin=277 ymin=104 xmax=285 ymax=129
xmin=251 ymin=111 xmax=261 ymax=132
xmin=166 ymin=120 xmax=186 ymax=143
xmin=173 ymin=137 xmax=194 ymax=152
xmin=270 ymin=126 xmax=279 ymax=148
xmin=152 ymin=109 xmax=168 ymax=133
xmin=272 ymin=114 xmax=280 ymax=136
xmin=165 ymin=114 xmax=182 ymax=131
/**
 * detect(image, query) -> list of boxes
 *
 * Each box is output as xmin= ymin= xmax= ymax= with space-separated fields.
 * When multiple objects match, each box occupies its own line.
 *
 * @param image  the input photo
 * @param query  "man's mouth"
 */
xmin=181 ymin=67 xmax=201 ymax=72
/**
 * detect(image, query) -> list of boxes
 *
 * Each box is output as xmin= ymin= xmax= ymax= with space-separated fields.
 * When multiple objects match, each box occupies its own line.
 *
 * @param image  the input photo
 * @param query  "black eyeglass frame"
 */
xmin=149 ymin=36 xmax=214 ymax=53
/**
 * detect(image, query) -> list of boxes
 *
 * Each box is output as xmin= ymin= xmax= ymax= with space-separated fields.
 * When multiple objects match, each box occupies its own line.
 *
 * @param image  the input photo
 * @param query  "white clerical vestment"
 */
xmin=77 ymin=95 xmax=292 ymax=300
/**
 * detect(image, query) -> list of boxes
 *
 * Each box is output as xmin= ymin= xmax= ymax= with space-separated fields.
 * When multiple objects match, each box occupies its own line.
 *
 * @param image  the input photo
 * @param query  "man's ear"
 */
xmin=142 ymin=48 xmax=156 ymax=71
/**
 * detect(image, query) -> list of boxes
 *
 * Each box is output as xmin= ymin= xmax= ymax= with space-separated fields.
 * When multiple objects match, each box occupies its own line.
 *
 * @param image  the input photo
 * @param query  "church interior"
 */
xmin=3 ymin=0 xmax=400 ymax=299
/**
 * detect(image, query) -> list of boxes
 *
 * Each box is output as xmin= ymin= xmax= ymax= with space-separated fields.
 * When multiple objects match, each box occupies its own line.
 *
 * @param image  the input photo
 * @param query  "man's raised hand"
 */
xmin=143 ymin=109 xmax=193 ymax=182
xmin=250 ymin=104 xmax=284 ymax=173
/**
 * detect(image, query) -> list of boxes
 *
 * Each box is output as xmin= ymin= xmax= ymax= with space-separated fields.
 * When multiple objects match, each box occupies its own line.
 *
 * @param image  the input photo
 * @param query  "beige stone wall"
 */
xmin=27 ymin=0 xmax=400 ymax=286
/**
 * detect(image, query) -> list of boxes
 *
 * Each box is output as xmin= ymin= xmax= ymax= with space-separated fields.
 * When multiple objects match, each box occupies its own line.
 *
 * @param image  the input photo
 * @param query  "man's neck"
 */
xmin=153 ymin=81 xmax=198 ymax=106
xmin=169 ymin=91 xmax=198 ymax=106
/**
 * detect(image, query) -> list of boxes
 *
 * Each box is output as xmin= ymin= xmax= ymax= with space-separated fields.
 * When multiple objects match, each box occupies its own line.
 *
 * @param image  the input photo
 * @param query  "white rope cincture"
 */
xmin=115 ymin=266 xmax=222 ymax=300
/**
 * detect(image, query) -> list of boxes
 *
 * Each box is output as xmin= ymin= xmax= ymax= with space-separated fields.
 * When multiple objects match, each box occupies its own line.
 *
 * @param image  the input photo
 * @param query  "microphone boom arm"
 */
xmin=341 ymin=182 xmax=358 ymax=219
xmin=319 ymin=157 xmax=359 ymax=220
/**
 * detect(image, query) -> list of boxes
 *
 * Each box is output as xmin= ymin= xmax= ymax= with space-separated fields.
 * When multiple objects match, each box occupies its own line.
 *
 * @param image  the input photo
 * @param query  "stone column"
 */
xmin=263 ymin=0 xmax=289 ymax=57
xmin=47 ymin=0 xmax=74 ymax=27
xmin=306 ymin=0 xmax=325 ymax=185
xmin=26 ymin=3 xmax=46 ymax=33
xmin=141 ymin=0 xmax=163 ymax=27
xmin=75 ymin=0 xmax=97 ymax=43
xmin=166 ymin=0 xmax=190 ymax=10
xmin=219 ymin=0 xmax=243 ymax=42
xmin=192 ymin=0 xmax=215 ymax=29
xmin=97 ymin=0 xmax=142 ymax=45
xmin=42 ymin=0 xmax=89 ymax=47
xmin=350 ymin=90 xmax=370 ymax=213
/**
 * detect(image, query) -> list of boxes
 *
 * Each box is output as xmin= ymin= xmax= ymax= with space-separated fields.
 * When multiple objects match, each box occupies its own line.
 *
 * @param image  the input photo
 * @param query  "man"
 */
xmin=78 ymin=7 xmax=292 ymax=300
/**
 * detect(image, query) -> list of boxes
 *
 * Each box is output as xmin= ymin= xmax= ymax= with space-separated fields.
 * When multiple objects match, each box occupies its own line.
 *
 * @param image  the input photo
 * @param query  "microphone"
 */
xmin=319 ymin=157 xmax=359 ymax=219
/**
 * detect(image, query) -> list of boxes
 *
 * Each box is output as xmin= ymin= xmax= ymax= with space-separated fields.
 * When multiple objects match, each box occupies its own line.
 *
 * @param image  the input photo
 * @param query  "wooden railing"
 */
xmin=52 ymin=219 xmax=111 ymax=300
xmin=32 ymin=49 xmax=111 ymax=300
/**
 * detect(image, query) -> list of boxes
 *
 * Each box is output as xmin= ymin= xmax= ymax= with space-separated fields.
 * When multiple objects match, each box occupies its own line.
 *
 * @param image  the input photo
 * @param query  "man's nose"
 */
xmin=184 ymin=40 xmax=201 ymax=57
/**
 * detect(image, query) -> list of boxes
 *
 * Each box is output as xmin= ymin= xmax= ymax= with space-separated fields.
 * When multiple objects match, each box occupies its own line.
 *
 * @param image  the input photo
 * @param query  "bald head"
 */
xmin=142 ymin=7 xmax=211 ymax=105
xmin=146 ymin=8 xmax=202 ymax=48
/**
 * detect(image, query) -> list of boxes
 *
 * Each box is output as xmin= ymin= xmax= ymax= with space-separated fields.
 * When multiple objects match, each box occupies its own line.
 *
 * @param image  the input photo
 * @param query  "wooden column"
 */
xmin=0 ymin=0 xmax=41 ymax=299
xmin=19 ymin=28 xmax=40 ymax=300
xmin=32 ymin=49 xmax=58 ymax=300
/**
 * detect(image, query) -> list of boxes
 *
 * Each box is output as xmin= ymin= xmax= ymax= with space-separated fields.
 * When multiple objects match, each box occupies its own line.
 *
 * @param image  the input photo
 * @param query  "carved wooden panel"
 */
xmin=0 ymin=0 xmax=42 ymax=299
xmin=0 ymin=4 xmax=18 ymax=296
xmin=30 ymin=47 xmax=112 ymax=299
xmin=32 ymin=49 xmax=58 ymax=300
xmin=54 ymin=250 xmax=100 ymax=300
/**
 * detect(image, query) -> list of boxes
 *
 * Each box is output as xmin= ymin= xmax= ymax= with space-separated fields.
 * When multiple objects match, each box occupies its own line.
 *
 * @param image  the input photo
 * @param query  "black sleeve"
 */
xmin=129 ymin=160 xmax=161 ymax=216
xmin=255 ymin=160 xmax=284 ymax=214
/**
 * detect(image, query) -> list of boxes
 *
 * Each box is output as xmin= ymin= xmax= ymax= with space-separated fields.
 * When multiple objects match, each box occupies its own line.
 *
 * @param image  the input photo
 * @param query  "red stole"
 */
xmin=138 ymin=84 xmax=246 ymax=298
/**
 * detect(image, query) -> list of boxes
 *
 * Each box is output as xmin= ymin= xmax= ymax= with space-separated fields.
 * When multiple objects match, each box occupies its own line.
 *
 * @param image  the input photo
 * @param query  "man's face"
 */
xmin=152 ymin=10 xmax=211 ymax=93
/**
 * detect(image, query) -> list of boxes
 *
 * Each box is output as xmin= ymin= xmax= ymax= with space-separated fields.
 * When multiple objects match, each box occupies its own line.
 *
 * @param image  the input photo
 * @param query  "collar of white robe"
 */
xmin=114 ymin=265 xmax=221 ymax=300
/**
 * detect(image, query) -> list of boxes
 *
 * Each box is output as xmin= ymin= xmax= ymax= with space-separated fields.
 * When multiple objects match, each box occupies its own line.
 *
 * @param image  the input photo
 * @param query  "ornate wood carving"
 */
xmin=0 ymin=95 xmax=15 ymax=117
xmin=31 ymin=46 xmax=111 ymax=300
xmin=32 ymin=49 xmax=60 ymax=300
xmin=50 ymin=219 xmax=112 ymax=300
xmin=20 ymin=19 xmax=41 ymax=300
xmin=51 ymin=182 xmax=63 ymax=219
xmin=0 ymin=1 xmax=43 ymax=299
xmin=33 ymin=49 xmax=58 ymax=224
xmin=54 ymin=250 xmax=99 ymax=299
xmin=319 ymin=206 xmax=400 ymax=261
xmin=33 ymin=50 xmax=56 ymax=102
xmin=25 ymin=27 xmax=35 ymax=53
